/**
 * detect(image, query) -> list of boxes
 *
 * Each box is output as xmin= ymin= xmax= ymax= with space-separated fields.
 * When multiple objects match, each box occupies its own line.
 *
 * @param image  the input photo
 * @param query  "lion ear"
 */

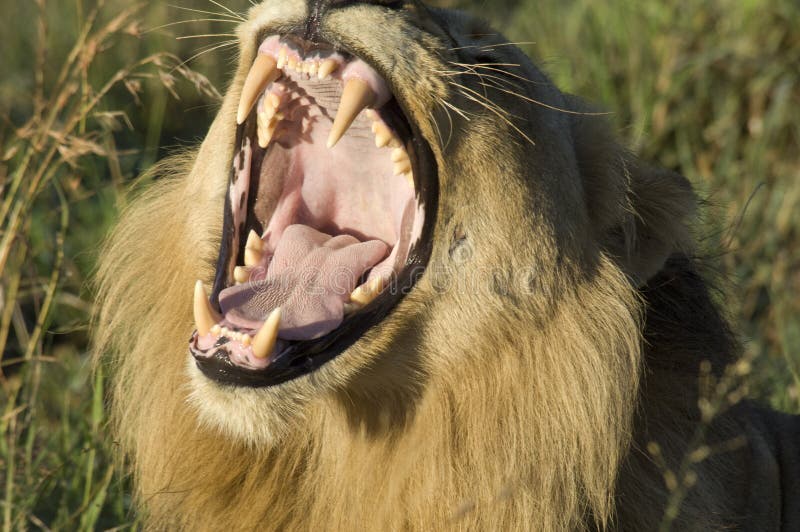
xmin=569 ymin=105 xmax=697 ymax=286
xmin=609 ymin=161 xmax=697 ymax=286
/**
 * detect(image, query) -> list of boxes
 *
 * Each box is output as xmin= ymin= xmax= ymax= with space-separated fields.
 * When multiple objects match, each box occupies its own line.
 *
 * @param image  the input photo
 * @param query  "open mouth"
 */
xmin=189 ymin=33 xmax=437 ymax=387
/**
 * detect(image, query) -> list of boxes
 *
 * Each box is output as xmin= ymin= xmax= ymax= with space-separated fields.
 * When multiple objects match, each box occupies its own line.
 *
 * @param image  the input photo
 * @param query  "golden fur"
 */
xmin=94 ymin=2 xmax=799 ymax=530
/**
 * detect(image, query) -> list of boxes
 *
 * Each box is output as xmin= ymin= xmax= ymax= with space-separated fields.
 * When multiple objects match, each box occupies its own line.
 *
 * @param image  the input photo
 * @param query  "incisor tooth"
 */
xmin=405 ymin=172 xmax=414 ymax=188
xmin=234 ymin=266 xmax=251 ymax=284
xmin=318 ymin=58 xmax=338 ymax=79
xmin=309 ymin=61 xmax=319 ymax=77
xmin=252 ymin=307 xmax=281 ymax=359
xmin=328 ymin=78 xmax=376 ymax=148
xmin=350 ymin=277 xmax=384 ymax=307
xmin=193 ymin=280 xmax=222 ymax=336
xmin=237 ymin=53 xmax=280 ymax=124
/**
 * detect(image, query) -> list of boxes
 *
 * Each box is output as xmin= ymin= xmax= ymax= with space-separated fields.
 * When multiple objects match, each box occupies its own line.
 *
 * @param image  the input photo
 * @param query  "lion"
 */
xmin=93 ymin=0 xmax=800 ymax=530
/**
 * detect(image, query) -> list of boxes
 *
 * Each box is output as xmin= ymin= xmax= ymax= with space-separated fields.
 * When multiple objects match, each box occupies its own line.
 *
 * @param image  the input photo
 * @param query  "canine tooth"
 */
xmin=391 ymin=148 xmax=406 ymax=163
xmin=234 ymin=266 xmax=251 ymax=284
xmin=350 ymin=277 xmax=384 ymax=307
xmin=246 ymin=230 xmax=263 ymax=252
xmin=394 ymin=160 xmax=412 ymax=175
xmin=318 ymin=58 xmax=338 ymax=79
xmin=193 ymin=281 xmax=221 ymax=336
xmin=277 ymin=47 xmax=287 ymax=69
xmin=328 ymin=78 xmax=375 ymax=148
xmin=252 ymin=307 xmax=281 ymax=359
xmin=237 ymin=53 xmax=280 ymax=124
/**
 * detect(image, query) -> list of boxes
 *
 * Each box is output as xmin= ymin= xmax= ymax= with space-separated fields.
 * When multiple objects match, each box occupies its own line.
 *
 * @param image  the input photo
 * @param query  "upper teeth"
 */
xmin=235 ymin=38 xmax=412 ymax=183
xmin=237 ymin=54 xmax=280 ymax=125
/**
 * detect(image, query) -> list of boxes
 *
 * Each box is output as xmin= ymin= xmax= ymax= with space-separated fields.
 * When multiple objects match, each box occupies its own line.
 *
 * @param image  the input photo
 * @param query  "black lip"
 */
xmin=192 ymin=34 xmax=439 ymax=388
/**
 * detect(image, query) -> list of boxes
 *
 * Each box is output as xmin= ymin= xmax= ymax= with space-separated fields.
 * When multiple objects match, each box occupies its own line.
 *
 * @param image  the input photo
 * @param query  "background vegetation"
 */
xmin=1 ymin=0 xmax=797 ymax=528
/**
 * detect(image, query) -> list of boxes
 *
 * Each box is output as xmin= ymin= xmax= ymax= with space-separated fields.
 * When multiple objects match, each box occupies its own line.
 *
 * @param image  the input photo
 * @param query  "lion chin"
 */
xmin=94 ymin=0 xmax=800 ymax=530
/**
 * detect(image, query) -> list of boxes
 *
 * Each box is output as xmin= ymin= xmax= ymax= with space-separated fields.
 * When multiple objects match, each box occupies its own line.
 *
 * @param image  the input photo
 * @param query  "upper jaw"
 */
xmin=188 ymin=29 xmax=439 ymax=388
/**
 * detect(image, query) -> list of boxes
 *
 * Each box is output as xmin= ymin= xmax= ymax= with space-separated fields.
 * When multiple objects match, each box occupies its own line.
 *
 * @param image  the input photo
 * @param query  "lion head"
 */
xmin=95 ymin=1 xmax=712 ymax=529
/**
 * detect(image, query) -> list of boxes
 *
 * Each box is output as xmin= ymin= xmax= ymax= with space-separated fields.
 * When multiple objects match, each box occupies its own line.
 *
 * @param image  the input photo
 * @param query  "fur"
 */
xmin=94 ymin=2 xmax=800 ymax=530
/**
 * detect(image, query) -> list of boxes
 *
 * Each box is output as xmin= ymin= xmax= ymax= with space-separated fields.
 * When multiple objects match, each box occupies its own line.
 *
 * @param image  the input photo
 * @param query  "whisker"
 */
xmin=448 ymin=81 xmax=535 ymax=146
xmin=176 ymin=33 xmax=238 ymax=40
xmin=480 ymin=41 xmax=536 ymax=49
xmin=450 ymin=81 xmax=515 ymax=121
xmin=476 ymin=82 xmax=612 ymax=117
xmin=174 ymin=39 xmax=239 ymax=71
xmin=168 ymin=5 xmax=243 ymax=22
xmin=438 ymin=67 xmax=524 ymax=93
xmin=451 ymin=62 xmax=542 ymax=88
xmin=450 ymin=41 xmax=535 ymax=51
xmin=451 ymin=62 xmax=522 ymax=69
xmin=206 ymin=0 xmax=246 ymax=21
xmin=145 ymin=19 xmax=239 ymax=35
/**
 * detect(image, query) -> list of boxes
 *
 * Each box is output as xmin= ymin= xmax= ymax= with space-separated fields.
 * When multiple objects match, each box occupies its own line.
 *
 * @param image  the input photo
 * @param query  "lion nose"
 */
xmin=304 ymin=0 xmax=403 ymax=41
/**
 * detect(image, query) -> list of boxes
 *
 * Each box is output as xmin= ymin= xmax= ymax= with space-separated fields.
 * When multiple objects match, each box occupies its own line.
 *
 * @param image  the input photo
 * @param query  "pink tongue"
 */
xmin=219 ymin=225 xmax=388 ymax=340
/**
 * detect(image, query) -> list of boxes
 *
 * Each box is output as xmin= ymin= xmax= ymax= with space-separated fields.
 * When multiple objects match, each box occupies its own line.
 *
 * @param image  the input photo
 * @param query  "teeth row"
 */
xmin=256 ymin=92 xmax=284 ymax=148
xmin=366 ymin=110 xmax=413 ymax=187
xmin=193 ymin=278 xmax=282 ymax=360
xmin=212 ymin=324 xmax=252 ymax=346
xmin=237 ymin=51 xmax=380 ymax=149
xmin=277 ymin=46 xmax=340 ymax=81
xmin=236 ymin=48 xmax=341 ymax=126
xmin=238 ymin=43 xmax=414 ymax=188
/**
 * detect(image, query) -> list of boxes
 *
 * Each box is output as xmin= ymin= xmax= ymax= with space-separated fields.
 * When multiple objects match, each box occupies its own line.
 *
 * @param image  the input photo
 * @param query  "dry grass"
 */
xmin=0 ymin=1 xmax=223 ymax=528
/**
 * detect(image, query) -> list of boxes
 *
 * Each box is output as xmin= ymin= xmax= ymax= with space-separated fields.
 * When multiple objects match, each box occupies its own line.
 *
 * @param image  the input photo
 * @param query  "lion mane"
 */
xmin=94 ymin=1 xmax=800 ymax=530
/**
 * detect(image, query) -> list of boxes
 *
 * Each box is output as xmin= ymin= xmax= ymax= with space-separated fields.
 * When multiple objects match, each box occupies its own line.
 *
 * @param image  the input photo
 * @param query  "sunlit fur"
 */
xmin=94 ymin=2 xmax=798 ymax=530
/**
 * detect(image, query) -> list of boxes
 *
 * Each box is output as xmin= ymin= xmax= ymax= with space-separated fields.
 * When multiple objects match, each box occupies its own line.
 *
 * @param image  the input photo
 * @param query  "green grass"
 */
xmin=1 ymin=0 xmax=797 ymax=528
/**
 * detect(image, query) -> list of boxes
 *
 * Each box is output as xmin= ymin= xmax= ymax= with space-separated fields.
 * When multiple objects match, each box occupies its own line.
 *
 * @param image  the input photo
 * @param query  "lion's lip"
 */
xmin=188 ymin=32 xmax=438 ymax=387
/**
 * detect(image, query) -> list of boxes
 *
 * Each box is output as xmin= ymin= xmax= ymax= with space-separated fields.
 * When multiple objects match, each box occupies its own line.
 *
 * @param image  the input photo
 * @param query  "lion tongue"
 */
xmin=218 ymin=224 xmax=388 ymax=341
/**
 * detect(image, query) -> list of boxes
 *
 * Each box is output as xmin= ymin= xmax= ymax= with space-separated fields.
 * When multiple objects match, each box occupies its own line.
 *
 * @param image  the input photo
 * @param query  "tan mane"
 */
xmin=93 ymin=2 xmax=754 ymax=530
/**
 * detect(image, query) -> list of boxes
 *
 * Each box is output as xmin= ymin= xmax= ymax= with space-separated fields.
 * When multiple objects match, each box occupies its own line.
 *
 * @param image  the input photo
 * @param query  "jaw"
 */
xmin=186 ymin=29 xmax=439 ymax=389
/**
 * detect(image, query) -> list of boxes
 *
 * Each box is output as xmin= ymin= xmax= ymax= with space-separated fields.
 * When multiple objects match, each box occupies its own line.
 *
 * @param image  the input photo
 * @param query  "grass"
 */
xmin=0 ymin=0 xmax=797 ymax=528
